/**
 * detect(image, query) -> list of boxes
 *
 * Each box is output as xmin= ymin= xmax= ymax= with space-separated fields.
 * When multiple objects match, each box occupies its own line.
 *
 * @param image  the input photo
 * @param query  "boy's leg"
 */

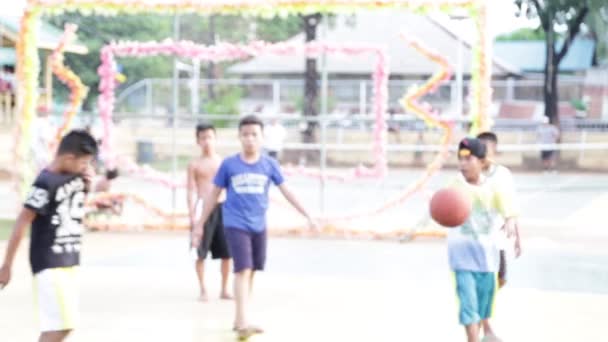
xmin=195 ymin=259 xmax=208 ymax=301
xmin=249 ymin=271 xmax=255 ymax=295
xmin=250 ymin=229 xmax=267 ymax=296
xmin=477 ymin=273 xmax=499 ymax=341
xmin=224 ymin=228 xmax=262 ymax=338
xmin=35 ymin=268 xmax=79 ymax=342
xmin=39 ymin=330 xmax=71 ymax=342
xmin=220 ymin=259 xmax=232 ymax=299
xmin=497 ymin=250 xmax=507 ymax=288
xmin=465 ymin=324 xmax=480 ymax=342
xmin=194 ymin=207 xmax=217 ymax=301
xmin=234 ymin=268 xmax=252 ymax=329
xmin=455 ymin=271 xmax=481 ymax=342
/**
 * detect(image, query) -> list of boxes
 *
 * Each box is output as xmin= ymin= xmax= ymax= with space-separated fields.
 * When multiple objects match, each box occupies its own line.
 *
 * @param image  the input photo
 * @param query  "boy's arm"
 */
xmin=186 ymin=163 xmax=197 ymax=226
xmin=0 ymin=208 xmax=36 ymax=289
xmin=277 ymin=183 xmax=317 ymax=230
xmin=191 ymin=185 xmax=222 ymax=248
xmin=513 ymin=220 xmax=522 ymax=257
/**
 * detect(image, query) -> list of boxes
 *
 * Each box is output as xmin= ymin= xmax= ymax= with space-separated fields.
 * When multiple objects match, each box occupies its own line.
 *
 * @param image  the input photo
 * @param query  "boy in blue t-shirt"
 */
xmin=192 ymin=115 xmax=316 ymax=340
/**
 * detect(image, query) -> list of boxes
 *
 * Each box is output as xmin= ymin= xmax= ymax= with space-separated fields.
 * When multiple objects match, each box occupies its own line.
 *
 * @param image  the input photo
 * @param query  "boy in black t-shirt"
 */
xmin=0 ymin=130 xmax=97 ymax=342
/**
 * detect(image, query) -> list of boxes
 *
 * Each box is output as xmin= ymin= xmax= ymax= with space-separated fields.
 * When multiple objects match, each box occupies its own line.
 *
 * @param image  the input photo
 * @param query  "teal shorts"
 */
xmin=454 ymin=271 xmax=497 ymax=326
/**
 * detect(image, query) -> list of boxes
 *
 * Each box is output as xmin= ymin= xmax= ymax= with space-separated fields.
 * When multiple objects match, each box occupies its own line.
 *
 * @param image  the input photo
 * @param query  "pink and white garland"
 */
xmin=98 ymin=40 xmax=389 ymax=185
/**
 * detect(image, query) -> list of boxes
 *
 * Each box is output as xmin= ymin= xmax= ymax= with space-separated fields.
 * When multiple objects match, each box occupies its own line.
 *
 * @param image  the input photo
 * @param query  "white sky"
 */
xmin=0 ymin=0 xmax=538 ymax=38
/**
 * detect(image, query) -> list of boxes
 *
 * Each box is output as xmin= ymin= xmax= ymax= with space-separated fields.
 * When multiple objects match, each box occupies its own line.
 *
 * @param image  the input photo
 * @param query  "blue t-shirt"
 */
xmin=214 ymin=154 xmax=285 ymax=232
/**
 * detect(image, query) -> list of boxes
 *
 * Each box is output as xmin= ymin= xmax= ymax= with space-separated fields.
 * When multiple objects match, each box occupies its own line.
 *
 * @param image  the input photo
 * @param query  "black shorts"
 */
xmin=541 ymin=150 xmax=555 ymax=160
xmin=194 ymin=206 xmax=231 ymax=260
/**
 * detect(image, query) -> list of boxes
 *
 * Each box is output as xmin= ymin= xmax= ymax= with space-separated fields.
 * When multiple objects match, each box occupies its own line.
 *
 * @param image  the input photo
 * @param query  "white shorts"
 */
xmin=34 ymin=267 xmax=80 ymax=332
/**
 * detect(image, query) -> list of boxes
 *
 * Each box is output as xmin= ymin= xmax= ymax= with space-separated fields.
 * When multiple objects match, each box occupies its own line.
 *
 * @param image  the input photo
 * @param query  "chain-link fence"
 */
xmin=114 ymin=77 xmax=605 ymax=119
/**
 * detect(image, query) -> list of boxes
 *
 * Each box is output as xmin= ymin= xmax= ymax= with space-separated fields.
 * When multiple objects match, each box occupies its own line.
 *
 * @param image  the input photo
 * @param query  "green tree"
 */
xmin=495 ymin=27 xmax=547 ymax=41
xmin=47 ymin=14 xmax=174 ymax=109
xmin=47 ymin=14 xmax=303 ymax=110
xmin=514 ymin=0 xmax=605 ymax=124
xmin=584 ymin=7 xmax=608 ymax=64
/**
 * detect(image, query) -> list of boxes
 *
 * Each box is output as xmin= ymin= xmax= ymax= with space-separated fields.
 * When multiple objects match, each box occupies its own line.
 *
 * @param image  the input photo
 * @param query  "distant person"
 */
xmin=536 ymin=116 xmax=560 ymax=172
xmin=263 ymin=118 xmax=287 ymax=160
xmin=93 ymin=169 xmax=122 ymax=215
xmin=477 ymin=131 xmax=522 ymax=341
xmin=32 ymin=100 xmax=55 ymax=172
xmin=387 ymin=109 xmax=401 ymax=143
xmin=186 ymin=124 xmax=232 ymax=301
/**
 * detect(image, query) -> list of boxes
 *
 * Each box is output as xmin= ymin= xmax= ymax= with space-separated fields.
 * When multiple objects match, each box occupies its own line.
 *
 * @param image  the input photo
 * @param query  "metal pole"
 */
xmin=146 ymin=79 xmax=152 ymax=115
xmin=456 ymin=35 xmax=464 ymax=117
xmin=359 ymin=80 xmax=366 ymax=116
xmin=505 ymin=77 xmax=515 ymax=101
xmin=171 ymin=14 xmax=180 ymax=225
xmin=192 ymin=59 xmax=201 ymax=117
xmin=273 ymin=80 xmax=281 ymax=114
xmin=319 ymin=14 xmax=328 ymax=215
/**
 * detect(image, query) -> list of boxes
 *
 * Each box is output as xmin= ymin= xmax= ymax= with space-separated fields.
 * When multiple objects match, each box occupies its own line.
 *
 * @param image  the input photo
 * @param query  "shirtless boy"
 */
xmin=186 ymin=123 xmax=232 ymax=301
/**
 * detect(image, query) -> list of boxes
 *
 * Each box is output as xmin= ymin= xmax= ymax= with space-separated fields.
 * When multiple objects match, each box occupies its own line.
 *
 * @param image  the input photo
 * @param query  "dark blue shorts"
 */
xmin=225 ymin=228 xmax=267 ymax=273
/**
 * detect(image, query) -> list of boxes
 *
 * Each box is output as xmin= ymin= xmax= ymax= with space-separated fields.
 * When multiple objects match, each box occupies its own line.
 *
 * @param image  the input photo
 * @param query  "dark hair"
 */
xmin=458 ymin=137 xmax=487 ymax=159
xmin=238 ymin=115 xmax=264 ymax=131
xmin=105 ymin=169 xmax=119 ymax=180
xmin=196 ymin=123 xmax=215 ymax=136
xmin=477 ymin=131 xmax=498 ymax=145
xmin=57 ymin=130 xmax=98 ymax=157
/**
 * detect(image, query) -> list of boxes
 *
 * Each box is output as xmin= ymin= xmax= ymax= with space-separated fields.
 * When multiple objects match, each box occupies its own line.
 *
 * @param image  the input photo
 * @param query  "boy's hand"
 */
xmin=514 ymin=237 xmax=522 ymax=258
xmin=502 ymin=219 xmax=517 ymax=238
xmin=83 ymin=165 xmax=96 ymax=192
xmin=0 ymin=265 xmax=11 ymax=290
xmin=191 ymin=226 xmax=203 ymax=249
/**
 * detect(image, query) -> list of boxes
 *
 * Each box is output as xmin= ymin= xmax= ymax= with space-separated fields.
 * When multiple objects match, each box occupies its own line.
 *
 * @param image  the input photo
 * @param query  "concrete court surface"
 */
xmin=1 ymin=170 xmax=608 ymax=341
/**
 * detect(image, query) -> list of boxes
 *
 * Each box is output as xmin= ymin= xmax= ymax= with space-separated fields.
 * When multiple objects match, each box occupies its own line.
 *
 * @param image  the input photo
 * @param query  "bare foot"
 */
xmin=220 ymin=292 xmax=233 ymax=300
xmin=482 ymin=335 xmax=503 ymax=342
xmin=198 ymin=292 xmax=209 ymax=302
xmin=236 ymin=326 xmax=264 ymax=340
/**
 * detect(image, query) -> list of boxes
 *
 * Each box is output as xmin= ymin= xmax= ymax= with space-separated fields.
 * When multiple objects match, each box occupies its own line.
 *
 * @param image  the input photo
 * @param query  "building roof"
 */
xmin=494 ymin=38 xmax=595 ymax=73
xmin=0 ymin=16 xmax=88 ymax=57
xmin=228 ymin=11 xmax=520 ymax=77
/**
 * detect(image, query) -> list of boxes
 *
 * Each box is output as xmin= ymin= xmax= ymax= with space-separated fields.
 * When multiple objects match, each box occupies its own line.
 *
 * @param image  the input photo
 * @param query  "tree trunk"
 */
xmin=206 ymin=15 xmax=216 ymax=100
xmin=543 ymin=15 xmax=559 ymax=126
xmin=302 ymin=13 xmax=321 ymax=144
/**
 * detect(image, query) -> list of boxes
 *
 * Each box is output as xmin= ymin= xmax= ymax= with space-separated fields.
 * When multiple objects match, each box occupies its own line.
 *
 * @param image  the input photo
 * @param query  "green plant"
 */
xmin=571 ymin=99 xmax=587 ymax=111
xmin=203 ymin=86 xmax=242 ymax=127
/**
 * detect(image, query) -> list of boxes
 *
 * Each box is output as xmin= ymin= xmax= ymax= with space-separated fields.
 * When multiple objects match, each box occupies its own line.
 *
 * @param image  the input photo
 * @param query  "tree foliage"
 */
xmin=46 ymin=14 xmax=302 ymax=109
xmin=514 ymin=0 xmax=601 ymax=123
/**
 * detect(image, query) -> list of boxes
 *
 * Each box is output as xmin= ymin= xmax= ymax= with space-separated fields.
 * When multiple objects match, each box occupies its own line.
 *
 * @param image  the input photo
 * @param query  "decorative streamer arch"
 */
xmin=15 ymin=0 xmax=491 ymax=197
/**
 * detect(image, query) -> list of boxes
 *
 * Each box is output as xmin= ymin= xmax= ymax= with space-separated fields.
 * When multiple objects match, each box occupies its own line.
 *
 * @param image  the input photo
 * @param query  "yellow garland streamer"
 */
xmin=14 ymin=8 xmax=41 ymax=198
xmin=51 ymin=23 xmax=89 ymax=144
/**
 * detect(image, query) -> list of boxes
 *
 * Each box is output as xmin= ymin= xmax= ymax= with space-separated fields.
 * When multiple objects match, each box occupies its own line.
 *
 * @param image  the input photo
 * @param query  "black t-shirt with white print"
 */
xmin=24 ymin=169 xmax=87 ymax=274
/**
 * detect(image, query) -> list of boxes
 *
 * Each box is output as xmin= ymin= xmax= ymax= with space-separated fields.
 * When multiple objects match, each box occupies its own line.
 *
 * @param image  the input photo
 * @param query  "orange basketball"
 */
xmin=429 ymin=188 xmax=471 ymax=227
